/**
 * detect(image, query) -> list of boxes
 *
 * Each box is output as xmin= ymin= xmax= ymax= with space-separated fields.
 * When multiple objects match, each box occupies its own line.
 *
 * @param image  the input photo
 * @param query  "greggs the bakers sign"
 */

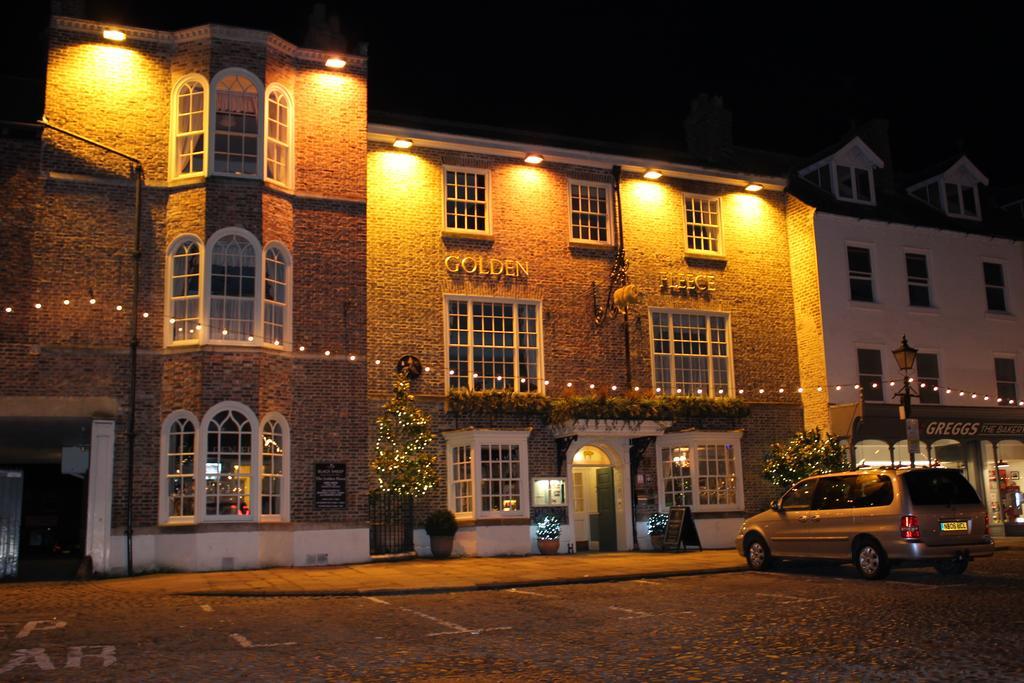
xmin=444 ymin=254 xmax=529 ymax=278
xmin=924 ymin=421 xmax=1024 ymax=437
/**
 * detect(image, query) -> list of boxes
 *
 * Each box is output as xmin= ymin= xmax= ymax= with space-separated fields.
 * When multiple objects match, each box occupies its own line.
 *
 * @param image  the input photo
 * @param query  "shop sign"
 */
xmin=660 ymin=274 xmax=717 ymax=296
xmin=444 ymin=254 xmax=528 ymax=278
xmin=923 ymin=421 xmax=1024 ymax=437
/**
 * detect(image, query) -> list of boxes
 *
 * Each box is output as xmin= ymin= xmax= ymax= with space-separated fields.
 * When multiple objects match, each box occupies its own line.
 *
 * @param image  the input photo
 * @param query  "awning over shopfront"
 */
xmin=832 ymin=403 xmax=1024 ymax=446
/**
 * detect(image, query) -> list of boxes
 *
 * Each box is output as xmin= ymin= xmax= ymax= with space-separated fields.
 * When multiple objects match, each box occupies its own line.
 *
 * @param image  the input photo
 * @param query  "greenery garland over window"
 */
xmin=445 ymin=389 xmax=749 ymax=423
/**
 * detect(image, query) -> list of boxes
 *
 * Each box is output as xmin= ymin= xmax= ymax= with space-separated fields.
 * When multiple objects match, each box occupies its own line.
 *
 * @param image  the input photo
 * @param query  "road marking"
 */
xmin=0 ymin=648 xmax=54 ymax=673
xmin=17 ymin=620 xmax=67 ymax=639
xmin=230 ymin=633 xmax=297 ymax=649
xmin=367 ymin=598 xmax=513 ymax=637
xmin=505 ymin=588 xmax=548 ymax=597
xmin=365 ymin=597 xmax=390 ymax=605
xmin=632 ymin=579 xmax=659 ymax=585
xmin=756 ymin=592 xmax=838 ymax=604
xmin=200 ymin=605 xmax=213 ymax=612
xmin=64 ymin=646 xmax=116 ymax=668
xmin=609 ymin=606 xmax=655 ymax=619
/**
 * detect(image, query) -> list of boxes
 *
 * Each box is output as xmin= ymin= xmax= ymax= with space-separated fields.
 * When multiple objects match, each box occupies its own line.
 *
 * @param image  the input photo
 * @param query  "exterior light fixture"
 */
xmin=524 ymin=154 xmax=544 ymax=165
xmin=103 ymin=29 xmax=127 ymax=42
xmin=393 ymin=138 xmax=413 ymax=149
xmin=643 ymin=169 xmax=662 ymax=180
xmin=325 ymin=57 xmax=346 ymax=69
xmin=744 ymin=182 xmax=764 ymax=192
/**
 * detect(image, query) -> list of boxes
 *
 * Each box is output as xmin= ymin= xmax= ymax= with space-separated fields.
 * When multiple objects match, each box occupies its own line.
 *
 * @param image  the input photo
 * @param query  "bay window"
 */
xmin=444 ymin=430 xmax=531 ymax=521
xmin=657 ymin=432 xmax=744 ymax=512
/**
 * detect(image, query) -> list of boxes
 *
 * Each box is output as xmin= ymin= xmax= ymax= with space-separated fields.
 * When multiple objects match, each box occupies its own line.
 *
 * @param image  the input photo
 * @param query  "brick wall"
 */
xmin=785 ymin=194 xmax=831 ymax=431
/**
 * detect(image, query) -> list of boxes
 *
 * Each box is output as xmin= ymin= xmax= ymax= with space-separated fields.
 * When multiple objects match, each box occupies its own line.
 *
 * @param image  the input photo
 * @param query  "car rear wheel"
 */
xmin=745 ymin=535 xmax=773 ymax=571
xmin=935 ymin=556 xmax=969 ymax=575
xmin=854 ymin=540 xmax=890 ymax=580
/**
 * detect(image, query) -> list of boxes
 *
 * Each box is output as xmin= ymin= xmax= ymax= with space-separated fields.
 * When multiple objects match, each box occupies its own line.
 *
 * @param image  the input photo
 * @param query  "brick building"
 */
xmin=0 ymin=14 xmax=829 ymax=576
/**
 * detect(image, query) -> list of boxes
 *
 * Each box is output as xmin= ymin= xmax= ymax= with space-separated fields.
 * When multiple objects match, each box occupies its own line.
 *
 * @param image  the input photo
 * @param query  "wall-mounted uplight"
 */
xmin=103 ymin=29 xmax=127 ymax=42
xmin=744 ymin=182 xmax=764 ymax=192
xmin=524 ymin=154 xmax=544 ymax=165
xmin=643 ymin=169 xmax=663 ymax=180
xmin=393 ymin=138 xmax=413 ymax=149
xmin=325 ymin=57 xmax=347 ymax=69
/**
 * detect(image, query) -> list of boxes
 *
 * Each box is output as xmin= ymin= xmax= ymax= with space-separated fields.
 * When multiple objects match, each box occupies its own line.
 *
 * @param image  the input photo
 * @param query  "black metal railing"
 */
xmin=369 ymin=491 xmax=414 ymax=555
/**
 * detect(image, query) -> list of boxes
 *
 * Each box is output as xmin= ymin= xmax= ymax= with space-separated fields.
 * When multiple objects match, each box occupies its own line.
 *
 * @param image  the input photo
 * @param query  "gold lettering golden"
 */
xmin=444 ymin=254 xmax=529 ymax=277
xmin=706 ymin=275 xmax=716 ymax=292
xmin=504 ymin=259 xmax=517 ymax=277
xmin=444 ymin=255 xmax=460 ymax=273
xmin=489 ymin=258 xmax=504 ymax=276
xmin=694 ymin=274 xmax=707 ymax=292
xmin=461 ymin=256 xmax=478 ymax=274
xmin=516 ymin=260 xmax=528 ymax=277
xmin=659 ymin=272 xmax=719 ymax=296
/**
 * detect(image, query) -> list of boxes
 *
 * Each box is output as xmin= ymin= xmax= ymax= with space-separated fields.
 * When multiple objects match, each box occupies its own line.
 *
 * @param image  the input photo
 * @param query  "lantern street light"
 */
xmin=892 ymin=335 xmax=919 ymax=467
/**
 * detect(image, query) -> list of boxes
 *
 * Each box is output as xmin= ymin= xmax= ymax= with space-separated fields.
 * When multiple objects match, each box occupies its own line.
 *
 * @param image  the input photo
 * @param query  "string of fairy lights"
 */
xmin=4 ymin=292 xmax=1021 ymax=407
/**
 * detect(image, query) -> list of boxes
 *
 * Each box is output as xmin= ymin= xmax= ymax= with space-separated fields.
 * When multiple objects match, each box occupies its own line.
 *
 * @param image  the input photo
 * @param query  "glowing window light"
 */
xmin=103 ymin=29 xmax=127 ymax=42
xmin=325 ymin=57 xmax=346 ymax=69
xmin=392 ymin=139 xmax=413 ymax=149
xmin=744 ymin=182 xmax=764 ymax=192
xmin=524 ymin=154 xmax=544 ymax=165
xmin=643 ymin=169 xmax=662 ymax=180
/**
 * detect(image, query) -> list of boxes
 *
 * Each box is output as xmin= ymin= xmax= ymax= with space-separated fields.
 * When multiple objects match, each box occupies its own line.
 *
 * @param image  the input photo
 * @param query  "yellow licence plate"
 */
xmin=940 ymin=521 xmax=968 ymax=532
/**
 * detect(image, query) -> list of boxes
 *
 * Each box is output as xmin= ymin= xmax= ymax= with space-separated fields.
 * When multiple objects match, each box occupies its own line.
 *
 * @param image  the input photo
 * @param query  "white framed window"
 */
xmin=657 ymin=431 xmax=744 ymax=512
xmin=202 ymin=404 xmax=256 ymax=519
xmin=995 ymin=357 xmax=1018 ymax=403
xmin=650 ymin=309 xmax=731 ymax=396
xmin=983 ymin=261 xmax=1008 ymax=313
xmin=856 ymin=348 xmax=885 ymax=402
xmin=170 ymin=74 xmax=208 ymax=179
xmin=847 ymin=245 xmax=875 ymax=303
xmin=160 ymin=410 xmax=198 ymax=523
xmin=262 ymin=242 xmax=291 ymax=348
xmin=570 ymin=182 xmax=611 ymax=243
xmin=444 ymin=166 xmax=489 ymax=233
xmin=446 ymin=296 xmax=543 ymax=392
xmin=684 ymin=195 xmax=722 ymax=255
xmin=259 ymin=413 xmax=289 ymax=520
xmin=207 ymin=228 xmax=259 ymax=343
xmin=444 ymin=430 xmax=531 ymax=521
xmin=212 ymin=69 xmax=262 ymax=177
xmin=905 ymin=252 xmax=931 ymax=307
xmin=835 ymin=164 xmax=873 ymax=204
xmin=944 ymin=182 xmax=979 ymax=219
xmin=165 ymin=234 xmax=203 ymax=345
xmin=264 ymin=85 xmax=293 ymax=187
xmin=916 ymin=352 xmax=941 ymax=405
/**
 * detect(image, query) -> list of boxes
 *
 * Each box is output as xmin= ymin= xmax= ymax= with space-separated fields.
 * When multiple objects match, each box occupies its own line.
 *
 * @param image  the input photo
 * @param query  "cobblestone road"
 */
xmin=2 ymin=551 xmax=1022 ymax=681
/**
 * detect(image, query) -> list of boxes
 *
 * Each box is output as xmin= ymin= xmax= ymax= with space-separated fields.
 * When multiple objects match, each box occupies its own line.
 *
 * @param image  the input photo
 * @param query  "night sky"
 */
xmin=3 ymin=2 xmax=1020 ymax=186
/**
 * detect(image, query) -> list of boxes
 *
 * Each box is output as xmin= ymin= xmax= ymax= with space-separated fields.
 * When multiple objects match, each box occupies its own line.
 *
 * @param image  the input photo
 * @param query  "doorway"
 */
xmin=570 ymin=446 xmax=619 ymax=552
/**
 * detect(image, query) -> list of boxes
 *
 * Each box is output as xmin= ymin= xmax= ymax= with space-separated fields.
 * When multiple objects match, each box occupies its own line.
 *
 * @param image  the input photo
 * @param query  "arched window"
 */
xmin=171 ymin=76 xmax=208 ymax=178
xmin=263 ymin=243 xmax=290 ymax=347
xmin=265 ymin=86 xmax=293 ymax=186
xmin=161 ymin=411 xmax=198 ymax=523
xmin=260 ymin=415 xmax=289 ymax=519
xmin=213 ymin=70 xmax=261 ymax=177
xmin=204 ymin=406 xmax=255 ymax=519
xmin=166 ymin=235 xmax=202 ymax=344
xmin=208 ymin=230 xmax=258 ymax=342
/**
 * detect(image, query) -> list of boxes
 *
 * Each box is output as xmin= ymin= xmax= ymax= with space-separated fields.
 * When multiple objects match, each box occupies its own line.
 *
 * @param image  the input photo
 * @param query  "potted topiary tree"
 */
xmin=536 ymin=516 xmax=561 ymax=555
xmin=424 ymin=509 xmax=458 ymax=559
xmin=646 ymin=512 xmax=668 ymax=550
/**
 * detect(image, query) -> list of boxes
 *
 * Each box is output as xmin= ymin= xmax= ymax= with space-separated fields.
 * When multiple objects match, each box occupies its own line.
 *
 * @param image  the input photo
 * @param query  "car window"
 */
xmin=904 ymin=469 xmax=980 ymax=506
xmin=812 ymin=476 xmax=858 ymax=510
xmin=851 ymin=474 xmax=893 ymax=508
xmin=781 ymin=479 xmax=816 ymax=511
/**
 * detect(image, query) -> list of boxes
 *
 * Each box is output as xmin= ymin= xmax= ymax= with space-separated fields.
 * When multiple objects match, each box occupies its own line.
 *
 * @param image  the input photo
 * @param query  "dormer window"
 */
xmin=907 ymin=156 xmax=987 ymax=221
xmin=799 ymin=136 xmax=882 ymax=206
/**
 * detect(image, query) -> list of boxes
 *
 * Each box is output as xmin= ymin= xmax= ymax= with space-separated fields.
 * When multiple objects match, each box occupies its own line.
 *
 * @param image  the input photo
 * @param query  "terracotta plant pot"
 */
xmin=430 ymin=535 xmax=454 ymax=559
xmin=537 ymin=539 xmax=560 ymax=555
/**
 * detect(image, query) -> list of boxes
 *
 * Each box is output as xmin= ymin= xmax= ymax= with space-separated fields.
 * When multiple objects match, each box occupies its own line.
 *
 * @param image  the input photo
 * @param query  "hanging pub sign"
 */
xmin=314 ymin=463 xmax=347 ymax=510
xmin=660 ymin=274 xmax=717 ymax=296
xmin=444 ymin=254 xmax=529 ymax=278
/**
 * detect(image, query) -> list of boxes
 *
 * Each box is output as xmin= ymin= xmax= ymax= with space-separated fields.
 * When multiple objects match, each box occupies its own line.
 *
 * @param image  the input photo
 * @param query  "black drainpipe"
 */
xmin=32 ymin=118 xmax=144 ymax=576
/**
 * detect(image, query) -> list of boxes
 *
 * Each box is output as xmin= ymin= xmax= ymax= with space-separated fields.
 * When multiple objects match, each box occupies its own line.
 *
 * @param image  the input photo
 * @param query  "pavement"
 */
xmin=67 ymin=534 xmax=1024 ymax=597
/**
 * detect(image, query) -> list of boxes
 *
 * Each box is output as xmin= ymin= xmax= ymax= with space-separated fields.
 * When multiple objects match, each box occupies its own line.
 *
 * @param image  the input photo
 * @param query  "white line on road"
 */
xmin=632 ymin=579 xmax=659 ymax=585
xmin=505 ymin=588 xmax=548 ymax=597
xmin=364 ymin=596 xmax=390 ymax=605
xmin=365 ymin=596 xmax=514 ymax=637
xmin=756 ymin=592 xmax=839 ymax=604
xmin=200 ymin=605 xmax=213 ymax=612
xmin=609 ymin=606 xmax=655 ymax=619
xmin=229 ymin=633 xmax=297 ymax=649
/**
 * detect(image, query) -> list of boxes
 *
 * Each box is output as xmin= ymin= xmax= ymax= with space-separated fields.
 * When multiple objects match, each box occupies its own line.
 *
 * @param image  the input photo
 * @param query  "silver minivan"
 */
xmin=736 ymin=468 xmax=994 ymax=579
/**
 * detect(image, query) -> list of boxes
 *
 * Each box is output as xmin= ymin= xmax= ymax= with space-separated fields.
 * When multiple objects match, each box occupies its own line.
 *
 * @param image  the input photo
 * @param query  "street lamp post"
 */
xmin=892 ymin=335 xmax=919 ymax=468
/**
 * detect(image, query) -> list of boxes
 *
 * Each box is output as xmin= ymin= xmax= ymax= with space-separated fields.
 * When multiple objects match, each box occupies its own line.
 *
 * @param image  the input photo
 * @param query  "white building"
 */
xmin=790 ymin=125 xmax=1024 ymax=535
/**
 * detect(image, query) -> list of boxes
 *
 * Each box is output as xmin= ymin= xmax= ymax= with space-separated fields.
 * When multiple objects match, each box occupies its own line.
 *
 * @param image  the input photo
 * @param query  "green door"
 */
xmin=596 ymin=467 xmax=617 ymax=552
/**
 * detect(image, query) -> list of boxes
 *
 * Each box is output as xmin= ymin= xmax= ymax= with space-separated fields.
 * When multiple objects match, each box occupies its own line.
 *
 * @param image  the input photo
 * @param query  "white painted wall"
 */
xmin=815 ymin=213 xmax=1024 ymax=405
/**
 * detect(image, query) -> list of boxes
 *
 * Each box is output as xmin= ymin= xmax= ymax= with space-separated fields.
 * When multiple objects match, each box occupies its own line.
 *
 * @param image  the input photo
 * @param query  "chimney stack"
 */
xmin=684 ymin=94 xmax=733 ymax=162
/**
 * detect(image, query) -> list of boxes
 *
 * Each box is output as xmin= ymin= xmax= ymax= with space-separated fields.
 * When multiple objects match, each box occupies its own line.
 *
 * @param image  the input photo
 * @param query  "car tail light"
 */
xmin=900 ymin=515 xmax=920 ymax=539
